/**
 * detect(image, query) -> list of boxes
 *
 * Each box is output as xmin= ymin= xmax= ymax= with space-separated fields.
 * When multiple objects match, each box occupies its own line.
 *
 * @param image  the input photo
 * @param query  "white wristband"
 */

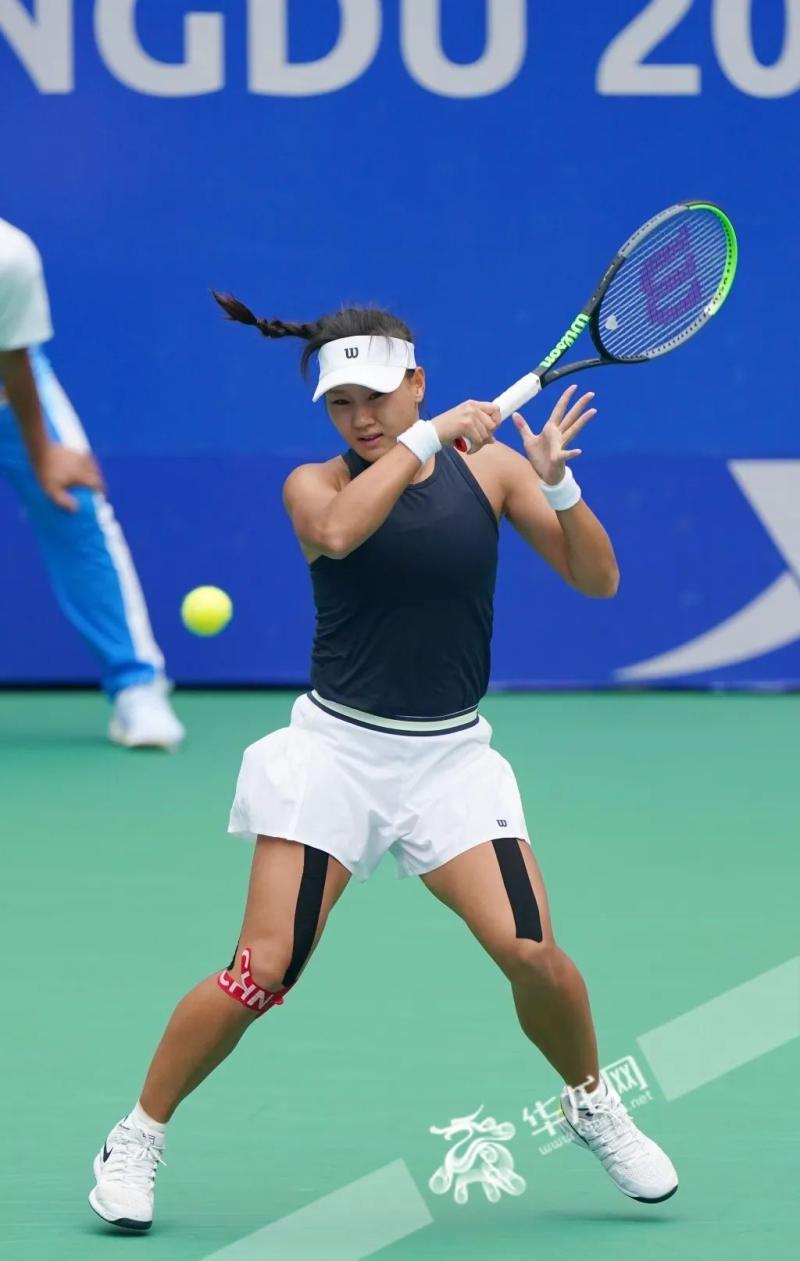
xmin=539 ymin=466 xmax=582 ymax=511
xmin=397 ymin=419 xmax=442 ymax=466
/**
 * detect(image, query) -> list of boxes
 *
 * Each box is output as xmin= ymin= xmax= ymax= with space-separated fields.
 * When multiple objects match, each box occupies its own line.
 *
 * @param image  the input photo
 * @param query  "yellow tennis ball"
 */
xmin=181 ymin=586 xmax=233 ymax=636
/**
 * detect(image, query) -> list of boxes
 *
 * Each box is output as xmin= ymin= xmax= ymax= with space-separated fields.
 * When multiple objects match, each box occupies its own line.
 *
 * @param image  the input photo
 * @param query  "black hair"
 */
xmin=211 ymin=291 xmax=415 ymax=381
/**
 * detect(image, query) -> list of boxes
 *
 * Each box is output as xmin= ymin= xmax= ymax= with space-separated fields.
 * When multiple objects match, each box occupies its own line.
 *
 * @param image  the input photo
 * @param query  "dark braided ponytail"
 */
xmin=211 ymin=290 xmax=415 ymax=381
xmin=212 ymin=292 xmax=316 ymax=341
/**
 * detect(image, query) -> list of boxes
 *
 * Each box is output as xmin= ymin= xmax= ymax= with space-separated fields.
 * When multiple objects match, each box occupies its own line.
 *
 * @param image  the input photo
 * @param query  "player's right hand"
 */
xmin=432 ymin=401 xmax=501 ymax=453
xmin=34 ymin=442 xmax=106 ymax=512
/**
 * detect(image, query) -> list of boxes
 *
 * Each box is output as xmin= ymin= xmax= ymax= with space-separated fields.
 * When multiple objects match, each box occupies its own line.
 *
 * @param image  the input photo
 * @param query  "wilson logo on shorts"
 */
xmin=497 ymin=818 xmax=507 ymax=827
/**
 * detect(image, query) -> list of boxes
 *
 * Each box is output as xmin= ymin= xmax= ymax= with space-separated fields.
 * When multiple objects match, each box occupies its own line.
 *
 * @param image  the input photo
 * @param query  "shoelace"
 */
xmin=573 ymin=1099 xmax=644 ymax=1167
xmin=102 ymin=1129 xmax=167 ymax=1190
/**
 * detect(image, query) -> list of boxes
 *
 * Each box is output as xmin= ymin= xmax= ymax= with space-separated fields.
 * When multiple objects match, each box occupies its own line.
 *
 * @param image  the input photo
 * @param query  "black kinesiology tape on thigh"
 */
xmin=282 ymin=845 xmax=329 ymax=987
xmin=224 ymin=846 xmax=330 ymax=981
xmin=492 ymin=837 xmax=543 ymax=942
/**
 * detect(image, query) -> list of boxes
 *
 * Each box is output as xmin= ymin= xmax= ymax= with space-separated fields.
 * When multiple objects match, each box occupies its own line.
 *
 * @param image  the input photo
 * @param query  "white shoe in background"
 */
xmin=559 ymin=1080 xmax=679 ymax=1203
xmin=89 ymin=1116 xmax=166 ymax=1232
xmin=108 ymin=680 xmax=185 ymax=750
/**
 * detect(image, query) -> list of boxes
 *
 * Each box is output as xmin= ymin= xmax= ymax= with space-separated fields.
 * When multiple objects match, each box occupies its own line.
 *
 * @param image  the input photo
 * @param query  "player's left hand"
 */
xmin=34 ymin=442 xmax=106 ymax=511
xmin=512 ymin=384 xmax=597 ymax=487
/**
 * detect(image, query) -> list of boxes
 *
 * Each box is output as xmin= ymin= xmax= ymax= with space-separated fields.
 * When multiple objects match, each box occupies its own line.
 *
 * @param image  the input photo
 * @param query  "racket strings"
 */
xmin=601 ymin=263 xmax=722 ymax=354
xmin=605 ymin=219 xmax=724 ymax=326
xmin=602 ymin=223 xmax=727 ymax=354
xmin=601 ymin=220 xmax=728 ymax=357
xmin=598 ymin=211 xmax=730 ymax=360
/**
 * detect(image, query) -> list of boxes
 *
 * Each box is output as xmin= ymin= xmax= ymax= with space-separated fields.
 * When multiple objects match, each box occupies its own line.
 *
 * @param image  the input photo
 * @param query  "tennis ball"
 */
xmin=181 ymin=586 xmax=233 ymax=636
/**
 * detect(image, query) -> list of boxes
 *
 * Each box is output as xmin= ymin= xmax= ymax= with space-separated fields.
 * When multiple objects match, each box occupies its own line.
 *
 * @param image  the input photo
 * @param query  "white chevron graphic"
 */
xmin=616 ymin=461 xmax=800 ymax=680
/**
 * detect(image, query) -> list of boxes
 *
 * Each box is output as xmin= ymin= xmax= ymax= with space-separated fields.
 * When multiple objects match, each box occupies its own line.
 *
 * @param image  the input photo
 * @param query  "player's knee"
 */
xmin=501 ymin=939 xmax=558 ymax=986
xmin=244 ymin=939 xmax=294 ymax=993
xmin=217 ymin=940 xmax=294 ymax=1017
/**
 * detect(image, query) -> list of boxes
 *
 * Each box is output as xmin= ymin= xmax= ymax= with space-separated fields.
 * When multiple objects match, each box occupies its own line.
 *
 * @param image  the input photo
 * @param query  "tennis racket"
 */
xmin=456 ymin=200 xmax=737 ymax=453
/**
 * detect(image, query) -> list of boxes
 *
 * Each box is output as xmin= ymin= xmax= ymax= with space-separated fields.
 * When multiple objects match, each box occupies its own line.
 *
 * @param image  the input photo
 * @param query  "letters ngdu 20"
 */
xmin=1 ymin=0 xmax=527 ymax=98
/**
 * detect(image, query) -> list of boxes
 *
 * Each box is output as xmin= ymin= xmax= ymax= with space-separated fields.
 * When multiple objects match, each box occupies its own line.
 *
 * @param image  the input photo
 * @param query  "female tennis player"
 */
xmin=89 ymin=299 xmax=678 ymax=1231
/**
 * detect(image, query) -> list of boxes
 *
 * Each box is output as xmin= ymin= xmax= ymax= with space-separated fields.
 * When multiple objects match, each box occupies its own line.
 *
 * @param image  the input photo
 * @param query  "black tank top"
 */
xmin=309 ymin=446 xmax=499 ymax=719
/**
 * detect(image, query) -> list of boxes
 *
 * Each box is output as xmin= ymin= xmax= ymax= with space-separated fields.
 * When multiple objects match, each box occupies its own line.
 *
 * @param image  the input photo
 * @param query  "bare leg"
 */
xmin=139 ymin=837 xmax=350 ymax=1122
xmin=510 ymin=946 xmax=600 ymax=1092
xmin=422 ymin=839 xmax=600 ymax=1092
xmin=139 ymin=977 xmax=255 ymax=1122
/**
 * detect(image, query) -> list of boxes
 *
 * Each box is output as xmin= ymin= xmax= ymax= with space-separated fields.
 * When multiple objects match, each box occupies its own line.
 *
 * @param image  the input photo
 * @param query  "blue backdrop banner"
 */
xmin=1 ymin=1 xmax=798 ymax=687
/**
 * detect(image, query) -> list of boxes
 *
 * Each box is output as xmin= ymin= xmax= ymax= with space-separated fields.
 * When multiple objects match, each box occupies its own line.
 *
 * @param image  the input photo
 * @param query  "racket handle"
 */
xmin=454 ymin=372 xmax=542 ymax=454
xmin=493 ymin=372 xmax=542 ymax=419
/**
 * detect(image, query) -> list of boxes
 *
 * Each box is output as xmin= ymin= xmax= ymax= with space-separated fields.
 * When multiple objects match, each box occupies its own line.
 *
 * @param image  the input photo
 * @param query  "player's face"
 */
xmin=324 ymin=368 xmax=425 ymax=460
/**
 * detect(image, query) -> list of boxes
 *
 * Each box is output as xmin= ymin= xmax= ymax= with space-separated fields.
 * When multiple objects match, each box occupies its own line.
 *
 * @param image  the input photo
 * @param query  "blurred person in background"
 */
xmin=0 ymin=216 xmax=184 ymax=749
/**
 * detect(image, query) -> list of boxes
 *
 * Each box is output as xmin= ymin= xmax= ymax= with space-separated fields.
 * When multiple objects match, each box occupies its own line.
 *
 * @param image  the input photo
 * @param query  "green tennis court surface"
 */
xmin=2 ymin=690 xmax=798 ymax=1261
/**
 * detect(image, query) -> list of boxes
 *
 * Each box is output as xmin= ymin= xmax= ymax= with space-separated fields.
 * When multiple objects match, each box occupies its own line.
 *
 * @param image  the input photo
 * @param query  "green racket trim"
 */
xmin=685 ymin=201 xmax=738 ymax=314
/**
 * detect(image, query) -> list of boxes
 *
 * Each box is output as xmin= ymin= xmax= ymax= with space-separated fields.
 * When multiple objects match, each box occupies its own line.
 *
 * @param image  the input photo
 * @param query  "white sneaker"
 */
xmin=560 ymin=1081 xmax=678 ymax=1203
xmin=109 ymin=680 xmax=185 ymax=750
xmin=89 ymin=1117 xmax=166 ymax=1232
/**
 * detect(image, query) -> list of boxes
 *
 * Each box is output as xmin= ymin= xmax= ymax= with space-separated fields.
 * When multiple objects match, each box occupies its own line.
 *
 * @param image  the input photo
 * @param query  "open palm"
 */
xmin=512 ymin=384 xmax=597 ymax=486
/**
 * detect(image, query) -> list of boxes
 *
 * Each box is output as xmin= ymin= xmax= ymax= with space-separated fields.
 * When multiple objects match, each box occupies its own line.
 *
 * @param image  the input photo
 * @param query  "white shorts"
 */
xmin=228 ymin=692 xmax=531 ymax=882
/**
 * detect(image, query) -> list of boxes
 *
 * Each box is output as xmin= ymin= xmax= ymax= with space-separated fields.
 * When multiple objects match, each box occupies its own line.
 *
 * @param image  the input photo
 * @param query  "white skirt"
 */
xmin=228 ymin=692 xmax=531 ymax=882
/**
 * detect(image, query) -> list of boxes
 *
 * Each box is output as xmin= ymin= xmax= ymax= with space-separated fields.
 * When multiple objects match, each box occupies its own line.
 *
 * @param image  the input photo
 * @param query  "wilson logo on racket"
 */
xmin=344 ymin=347 xmax=359 ymax=359
xmin=538 ymin=314 xmax=590 ymax=371
xmin=639 ymin=226 xmax=701 ymax=326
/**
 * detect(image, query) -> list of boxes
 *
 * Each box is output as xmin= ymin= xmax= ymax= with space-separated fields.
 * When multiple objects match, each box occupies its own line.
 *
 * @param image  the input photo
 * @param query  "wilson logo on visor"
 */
xmin=344 ymin=347 xmax=359 ymax=359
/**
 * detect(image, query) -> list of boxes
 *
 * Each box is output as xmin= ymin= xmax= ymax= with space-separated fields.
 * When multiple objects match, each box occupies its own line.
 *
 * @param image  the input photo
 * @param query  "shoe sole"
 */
xmin=631 ymin=1184 xmax=679 ymax=1203
xmin=89 ymin=1154 xmax=152 ymax=1232
xmin=561 ymin=1112 xmax=679 ymax=1203
xmin=108 ymin=720 xmax=181 ymax=751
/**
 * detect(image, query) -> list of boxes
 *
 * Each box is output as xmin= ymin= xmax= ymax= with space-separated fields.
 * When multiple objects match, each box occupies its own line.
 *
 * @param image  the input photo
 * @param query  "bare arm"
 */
xmin=0 ymin=349 xmax=104 ymax=511
xmin=500 ymin=385 xmax=619 ymax=597
xmin=0 ymin=348 xmax=49 ymax=465
xmin=501 ymin=444 xmax=619 ymax=597
xmin=284 ymin=443 xmax=425 ymax=559
xmin=284 ymin=400 xmax=500 ymax=560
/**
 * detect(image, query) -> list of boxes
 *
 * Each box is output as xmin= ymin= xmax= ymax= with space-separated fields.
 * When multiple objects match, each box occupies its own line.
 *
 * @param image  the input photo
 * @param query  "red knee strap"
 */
xmin=217 ymin=948 xmax=291 ymax=1016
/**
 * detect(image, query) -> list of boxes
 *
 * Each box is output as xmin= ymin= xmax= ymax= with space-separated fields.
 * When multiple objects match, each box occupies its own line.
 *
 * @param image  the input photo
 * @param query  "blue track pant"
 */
xmin=0 ymin=349 xmax=164 ymax=697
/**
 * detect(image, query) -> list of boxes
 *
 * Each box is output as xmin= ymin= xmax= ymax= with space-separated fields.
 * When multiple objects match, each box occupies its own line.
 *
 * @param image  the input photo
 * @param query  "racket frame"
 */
xmin=487 ymin=200 xmax=737 ymax=423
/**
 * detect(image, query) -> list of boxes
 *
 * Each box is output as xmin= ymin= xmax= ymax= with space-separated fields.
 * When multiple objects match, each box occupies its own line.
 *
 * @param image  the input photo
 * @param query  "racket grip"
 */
xmin=454 ymin=373 xmax=543 ymax=454
xmin=493 ymin=372 xmax=542 ymax=420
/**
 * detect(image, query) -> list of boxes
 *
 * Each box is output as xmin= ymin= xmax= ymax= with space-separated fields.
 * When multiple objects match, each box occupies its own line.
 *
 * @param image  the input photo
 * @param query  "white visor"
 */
xmin=312 ymin=335 xmax=416 ymax=402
